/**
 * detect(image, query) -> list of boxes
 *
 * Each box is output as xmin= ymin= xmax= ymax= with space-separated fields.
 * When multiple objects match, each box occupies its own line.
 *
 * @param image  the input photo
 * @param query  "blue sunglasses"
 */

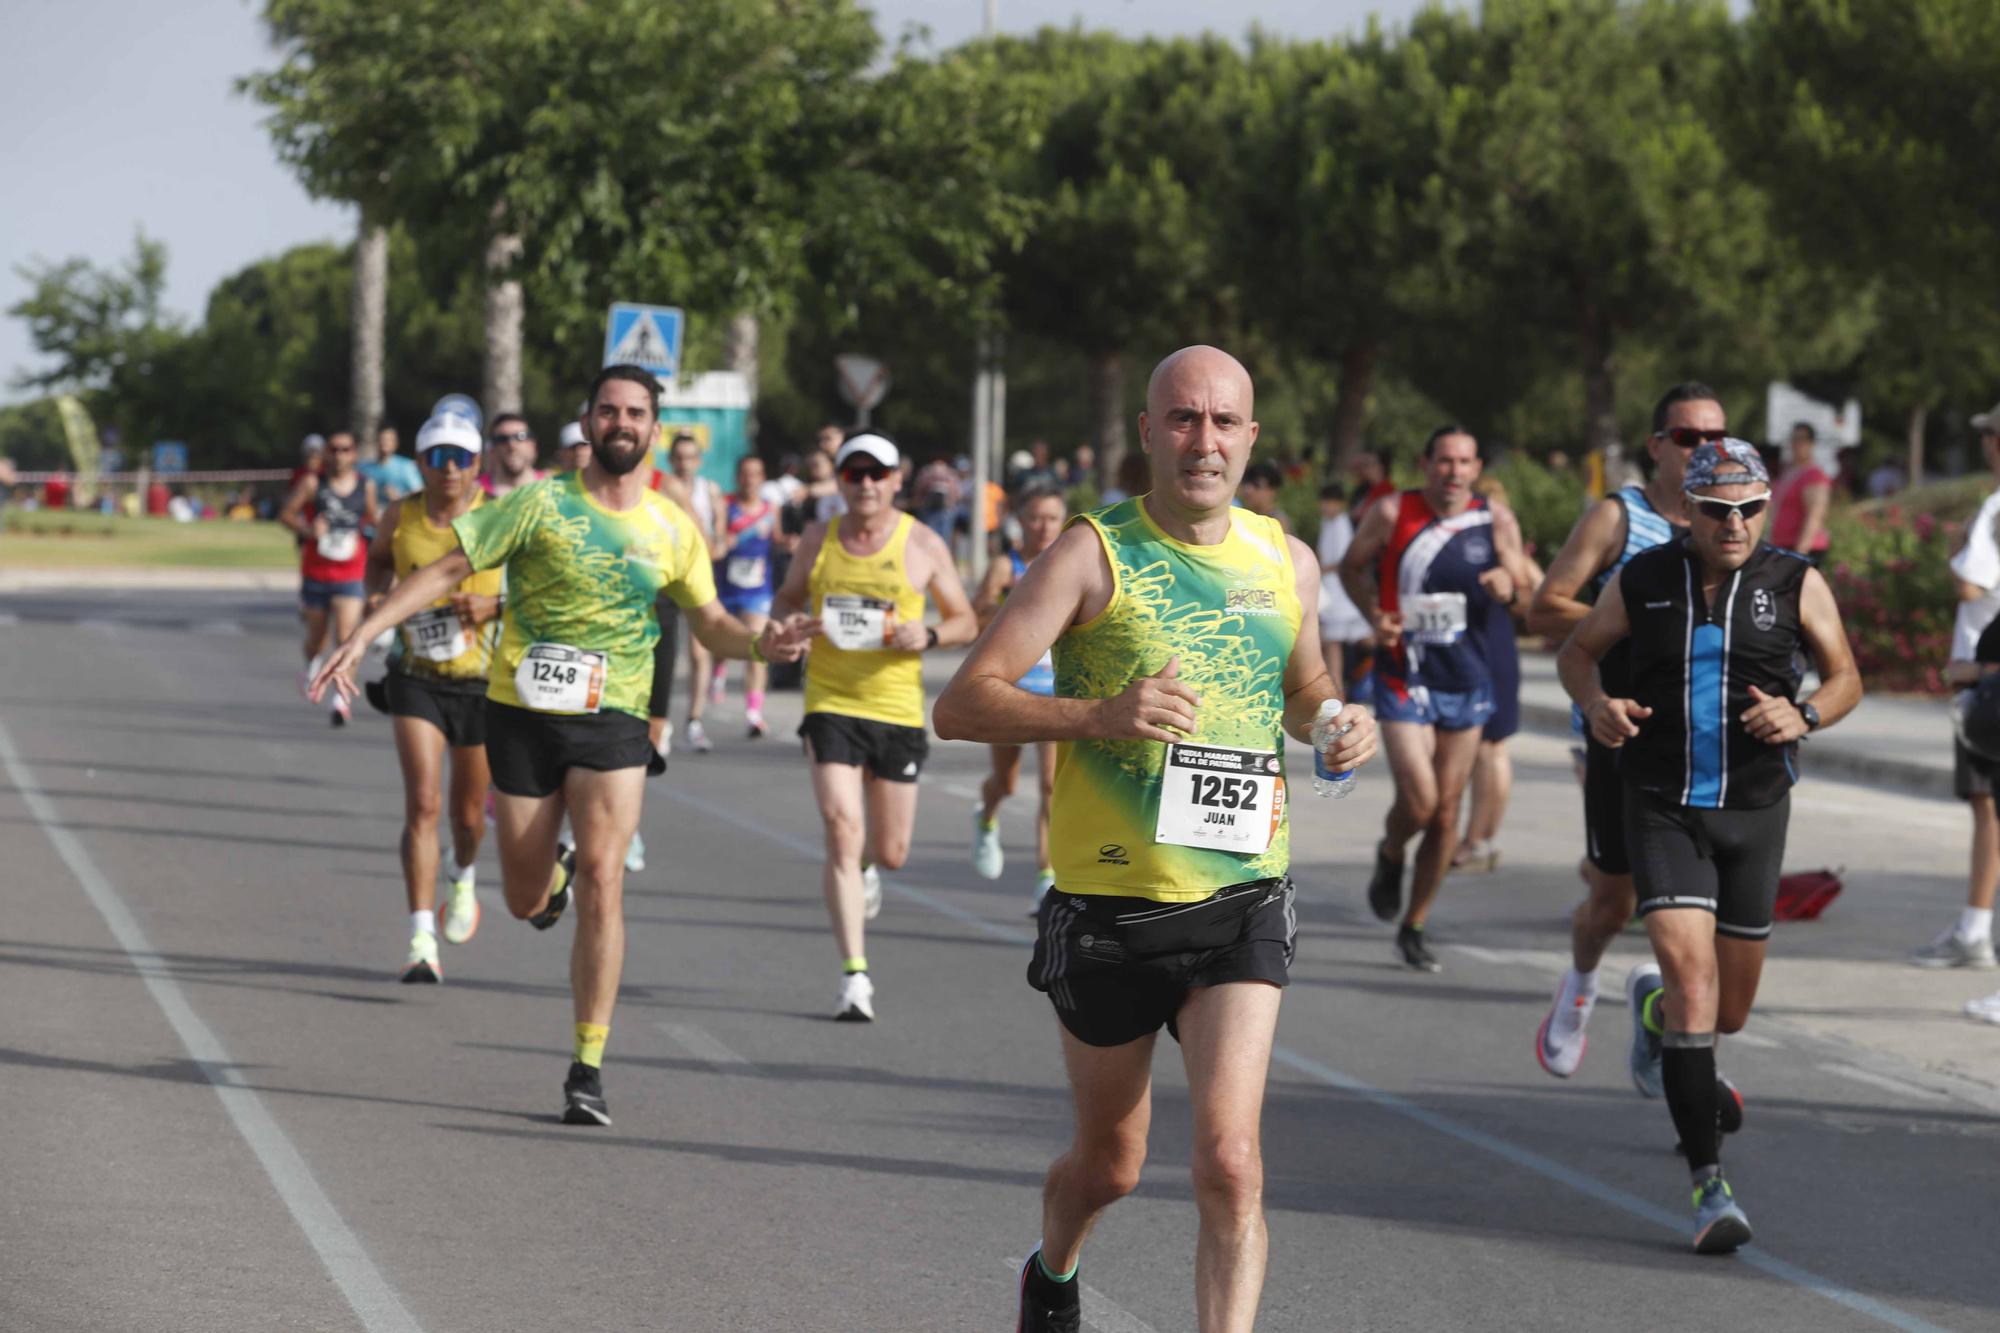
xmin=422 ymin=445 xmax=477 ymax=471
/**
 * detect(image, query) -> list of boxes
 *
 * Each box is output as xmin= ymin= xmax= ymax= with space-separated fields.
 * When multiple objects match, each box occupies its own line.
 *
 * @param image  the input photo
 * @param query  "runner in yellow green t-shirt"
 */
xmin=313 ymin=366 xmax=814 ymax=1126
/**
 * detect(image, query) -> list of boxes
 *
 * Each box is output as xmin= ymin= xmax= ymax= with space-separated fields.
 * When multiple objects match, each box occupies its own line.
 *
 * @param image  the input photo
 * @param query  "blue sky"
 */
xmin=1 ymin=0 xmax=1446 ymax=404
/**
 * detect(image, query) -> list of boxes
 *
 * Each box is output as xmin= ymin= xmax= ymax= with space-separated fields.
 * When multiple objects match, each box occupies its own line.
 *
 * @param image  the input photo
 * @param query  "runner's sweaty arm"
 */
xmin=1557 ymin=577 xmax=1649 ymax=749
xmin=1526 ymin=496 xmax=1628 ymax=639
xmin=1337 ymin=493 xmax=1403 ymax=649
xmin=309 ymin=549 xmax=475 ymax=702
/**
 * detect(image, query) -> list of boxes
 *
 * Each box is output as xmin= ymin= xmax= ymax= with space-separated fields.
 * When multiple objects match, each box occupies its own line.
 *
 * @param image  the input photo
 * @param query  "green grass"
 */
xmin=0 ymin=508 xmax=298 ymax=569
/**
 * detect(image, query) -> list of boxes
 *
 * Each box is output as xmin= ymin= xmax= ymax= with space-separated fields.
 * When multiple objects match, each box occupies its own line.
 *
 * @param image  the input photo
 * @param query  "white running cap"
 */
xmin=834 ymin=433 xmax=899 ymax=470
xmin=417 ymin=413 xmax=483 ymax=454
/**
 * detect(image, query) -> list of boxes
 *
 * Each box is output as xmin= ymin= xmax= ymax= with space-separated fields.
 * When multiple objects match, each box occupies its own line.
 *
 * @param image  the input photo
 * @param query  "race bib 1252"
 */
xmin=1154 ymin=742 xmax=1284 ymax=855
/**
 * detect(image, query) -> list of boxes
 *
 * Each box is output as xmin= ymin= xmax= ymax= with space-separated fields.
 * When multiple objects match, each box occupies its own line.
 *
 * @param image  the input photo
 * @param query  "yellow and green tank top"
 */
xmin=1051 ymin=497 xmax=1301 ymax=901
xmin=804 ymin=512 xmax=927 ymax=728
xmin=452 ymin=472 xmax=715 ymax=718
xmin=390 ymin=494 xmax=506 ymax=684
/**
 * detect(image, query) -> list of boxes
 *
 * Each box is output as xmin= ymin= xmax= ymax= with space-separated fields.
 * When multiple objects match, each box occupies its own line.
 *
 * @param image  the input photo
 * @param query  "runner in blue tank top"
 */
xmin=968 ymin=485 xmax=1068 ymax=907
xmin=1524 ymin=381 xmax=1721 ymax=1082
xmin=713 ymin=454 xmax=780 ymax=739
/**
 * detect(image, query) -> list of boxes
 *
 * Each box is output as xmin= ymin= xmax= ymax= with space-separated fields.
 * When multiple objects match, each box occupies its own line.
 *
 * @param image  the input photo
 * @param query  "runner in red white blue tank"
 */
xmin=1341 ymin=426 xmax=1538 ymax=971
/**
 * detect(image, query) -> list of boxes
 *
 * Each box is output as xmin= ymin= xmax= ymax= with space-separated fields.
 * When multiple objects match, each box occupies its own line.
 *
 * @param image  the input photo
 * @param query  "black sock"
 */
xmin=1662 ymin=1035 xmax=1719 ymax=1172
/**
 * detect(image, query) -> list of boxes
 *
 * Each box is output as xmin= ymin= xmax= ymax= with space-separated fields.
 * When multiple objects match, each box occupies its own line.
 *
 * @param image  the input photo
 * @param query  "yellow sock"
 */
xmin=843 ymin=956 xmax=868 ymax=975
xmin=574 ymin=1022 xmax=609 ymax=1068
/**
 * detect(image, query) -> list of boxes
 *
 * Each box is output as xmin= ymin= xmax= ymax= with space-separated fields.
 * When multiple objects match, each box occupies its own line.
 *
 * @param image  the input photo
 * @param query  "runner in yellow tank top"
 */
xmin=771 ymin=432 xmax=978 ymax=1022
xmin=937 ymin=347 xmax=1379 ymax=1333
xmin=361 ymin=413 xmax=507 ymax=982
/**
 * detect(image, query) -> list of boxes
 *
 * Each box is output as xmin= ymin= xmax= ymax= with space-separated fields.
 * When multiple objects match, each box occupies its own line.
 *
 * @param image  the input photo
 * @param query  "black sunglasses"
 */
xmin=1661 ymin=427 xmax=1727 ymax=449
xmin=422 ymin=445 xmax=477 ymax=471
xmin=1692 ymin=493 xmax=1770 ymax=523
xmin=840 ymin=463 xmax=891 ymax=483
xmin=493 ymin=430 xmax=533 ymax=444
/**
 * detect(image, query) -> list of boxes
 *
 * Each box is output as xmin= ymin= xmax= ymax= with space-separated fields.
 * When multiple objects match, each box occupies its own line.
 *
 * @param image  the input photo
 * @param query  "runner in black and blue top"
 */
xmin=1525 ymin=382 xmax=1715 ymax=1081
xmin=969 ymin=485 xmax=1068 ymax=909
xmin=1559 ymin=437 xmax=1862 ymax=1254
xmin=1341 ymin=427 xmax=1537 ymax=971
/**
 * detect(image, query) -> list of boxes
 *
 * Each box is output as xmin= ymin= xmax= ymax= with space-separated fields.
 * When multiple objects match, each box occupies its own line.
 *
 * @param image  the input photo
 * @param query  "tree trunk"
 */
xmin=482 ymin=230 xmax=524 ymax=417
xmin=1088 ymin=350 xmax=1125 ymax=490
xmin=724 ymin=310 xmax=760 ymax=446
xmin=1906 ymin=402 xmax=1927 ymax=488
xmin=350 ymin=217 xmax=388 ymax=441
xmin=1579 ymin=302 xmax=1619 ymax=479
xmin=1324 ymin=342 xmax=1377 ymax=480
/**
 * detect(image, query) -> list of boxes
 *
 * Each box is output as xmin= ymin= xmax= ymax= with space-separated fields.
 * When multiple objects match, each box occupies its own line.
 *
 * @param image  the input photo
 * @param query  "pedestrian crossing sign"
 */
xmin=602 ymin=303 xmax=684 ymax=382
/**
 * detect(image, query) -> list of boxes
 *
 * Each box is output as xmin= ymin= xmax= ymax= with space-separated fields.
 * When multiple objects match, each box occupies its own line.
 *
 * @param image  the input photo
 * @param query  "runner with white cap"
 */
xmin=769 ymin=430 xmax=979 ymax=1021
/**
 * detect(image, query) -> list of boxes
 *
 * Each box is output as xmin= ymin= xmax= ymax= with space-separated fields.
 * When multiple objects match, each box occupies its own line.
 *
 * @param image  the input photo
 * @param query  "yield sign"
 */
xmin=603 ymin=303 xmax=685 ymax=381
xmin=835 ymin=353 xmax=890 ymax=411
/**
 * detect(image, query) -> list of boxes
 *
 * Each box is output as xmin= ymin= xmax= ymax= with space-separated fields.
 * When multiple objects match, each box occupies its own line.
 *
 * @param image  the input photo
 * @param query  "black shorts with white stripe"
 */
xmin=1624 ymin=785 xmax=1789 ymax=941
xmin=1027 ymin=877 xmax=1295 ymax=1047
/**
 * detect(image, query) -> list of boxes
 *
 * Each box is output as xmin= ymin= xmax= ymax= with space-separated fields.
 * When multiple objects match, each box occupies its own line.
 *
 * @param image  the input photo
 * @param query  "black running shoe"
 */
xmin=530 ymin=844 xmax=577 ymax=931
xmin=1717 ymin=1073 xmax=1744 ymax=1135
xmin=1367 ymin=844 xmax=1405 ymax=922
xmin=561 ymin=1061 xmax=611 ymax=1126
xmin=1396 ymin=924 xmax=1441 ymax=973
xmin=1016 ymin=1250 xmax=1081 ymax=1333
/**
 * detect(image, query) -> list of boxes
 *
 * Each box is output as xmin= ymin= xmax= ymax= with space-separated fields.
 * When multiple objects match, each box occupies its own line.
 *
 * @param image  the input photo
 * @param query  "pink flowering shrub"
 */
xmin=1823 ymin=481 xmax=1988 ymax=693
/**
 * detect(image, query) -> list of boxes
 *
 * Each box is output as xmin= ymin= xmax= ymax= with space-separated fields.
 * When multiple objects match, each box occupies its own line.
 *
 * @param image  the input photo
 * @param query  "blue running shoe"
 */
xmin=1692 ymin=1175 xmax=1752 ymax=1254
xmin=1626 ymin=963 xmax=1664 ymax=1098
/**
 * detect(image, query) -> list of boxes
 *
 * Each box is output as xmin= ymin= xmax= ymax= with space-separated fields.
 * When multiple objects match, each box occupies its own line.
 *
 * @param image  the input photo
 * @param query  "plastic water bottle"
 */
xmin=1310 ymin=699 xmax=1357 ymax=799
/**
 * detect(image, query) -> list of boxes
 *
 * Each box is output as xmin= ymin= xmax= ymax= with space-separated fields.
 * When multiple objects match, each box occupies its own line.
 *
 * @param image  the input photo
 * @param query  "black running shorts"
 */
xmin=1954 ymin=737 xmax=2000 ymax=802
xmin=798 ymin=711 xmax=929 ymax=783
xmin=385 ymin=672 xmax=488 ymax=749
xmin=1583 ymin=735 xmax=1630 ymax=874
xmin=1028 ymin=877 xmax=1296 ymax=1047
xmin=1624 ymin=786 xmax=1789 ymax=942
xmin=485 ymin=701 xmax=654 ymax=799
xmin=650 ymin=593 xmax=682 ymax=721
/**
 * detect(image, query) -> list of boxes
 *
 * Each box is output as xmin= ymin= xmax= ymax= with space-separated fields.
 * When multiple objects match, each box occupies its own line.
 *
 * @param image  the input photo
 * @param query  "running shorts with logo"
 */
xmin=1625 ymin=789 xmax=1788 ymax=940
xmin=1370 ymin=491 xmax=1501 ymax=733
xmin=452 ymin=473 xmax=715 ymax=796
xmin=1042 ymin=499 xmax=1302 ymax=1034
xmin=1029 ymin=877 xmax=1297 ymax=1046
xmin=800 ymin=511 xmax=929 ymax=776
xmin=384 ymin=494 xmax=503 ymax=749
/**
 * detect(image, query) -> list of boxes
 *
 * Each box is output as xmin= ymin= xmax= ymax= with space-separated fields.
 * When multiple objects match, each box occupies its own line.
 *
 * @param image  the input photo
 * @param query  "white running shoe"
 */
xmin=686 ymin=719 xmax=713 ymax=754
xmin=861 ymin=863 xmax=883 ymax=920
xmin=657 ymin=727 xmax=673 ymax=760
xmin=626 ymin=831 xmax=647 ymax=873
xmin=441 ymin=878 xmax=480 ymax=945
xmin=1965 ymin=990 xmax=2000 ymax=1024
xmin=834 ymin=971 xmax=876 ymax=1022
xmin=971 ymin=811 xmax=1004 ymax=880
xmin=401 ymin=931 xmax=441 ymax=984
xmin=1536 ymin=969 xmax=1596 ymax=1078
xmin=1912 ymin=929 xmax=1997 ymax=969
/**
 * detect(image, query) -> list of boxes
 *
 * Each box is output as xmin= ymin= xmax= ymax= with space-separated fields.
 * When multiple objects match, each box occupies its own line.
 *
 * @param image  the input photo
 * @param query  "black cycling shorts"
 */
xmin=1624 ymin=786 xmax=1788 ymax=942
xmin=650 ymin=594 xmax=682 ymax=721
xmin=798 ymin=711 xmax=929 ymax=783
xmin=1028 ymin=877 xmax=1296 ymax=1047
xmin=385 ymin=672 xmax=488 ymax=749
xmin=1583 ymin=736 xmax=1630 ymax=874
xmin=485 ymin=702 xmax=654 ymax=799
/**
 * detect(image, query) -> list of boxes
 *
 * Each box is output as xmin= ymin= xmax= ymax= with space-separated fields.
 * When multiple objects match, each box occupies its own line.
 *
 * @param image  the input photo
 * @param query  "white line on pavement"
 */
xmin=0 ymin=721 xmax=424 ymax=1333
xmin=656 ymin=1021 xmax=753 ymax=1068
xmin=1820 ymin=1063 xmax=1953 ymax=1104
xmin=1728 ymin=1030 xmax=1783 ymax=1050
xmin=663 ymin=778 xmax=1948 ymax=1333
xmin=1004 ymin=1258 xmax=1161 ymax=1333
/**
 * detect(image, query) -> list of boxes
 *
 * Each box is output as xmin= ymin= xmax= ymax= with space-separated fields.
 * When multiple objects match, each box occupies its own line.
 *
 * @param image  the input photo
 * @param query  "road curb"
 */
xmin=0 ymin=567 xmax=297 ymax=592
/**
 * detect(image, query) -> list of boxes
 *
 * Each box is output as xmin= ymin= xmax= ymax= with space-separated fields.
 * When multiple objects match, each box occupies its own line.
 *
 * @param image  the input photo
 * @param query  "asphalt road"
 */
xmin=3 ymin=589 xmax=1996 ymax=1332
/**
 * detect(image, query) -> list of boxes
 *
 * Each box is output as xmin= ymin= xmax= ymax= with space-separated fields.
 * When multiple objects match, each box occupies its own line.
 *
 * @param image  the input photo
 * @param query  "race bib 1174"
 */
xmin=822 ymin=594 xmax=895 ymax=651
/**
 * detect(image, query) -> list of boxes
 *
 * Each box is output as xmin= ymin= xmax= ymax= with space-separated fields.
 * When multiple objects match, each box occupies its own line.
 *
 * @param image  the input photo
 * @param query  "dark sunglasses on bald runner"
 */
xmin=1661 ymin=427 xmax=1727 ymax=449
xmin=422 ymin=445 xmax=478 ymax=471
xmin=840 ymin=462 xmax=891 ymax=484
xmin=1691 ymin=493 xmax=1770 ymax=523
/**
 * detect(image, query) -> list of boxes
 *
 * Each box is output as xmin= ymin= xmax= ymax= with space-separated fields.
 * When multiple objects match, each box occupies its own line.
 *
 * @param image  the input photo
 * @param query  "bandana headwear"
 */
xmin=1683 ymin=437 xmax=1770 ymax=493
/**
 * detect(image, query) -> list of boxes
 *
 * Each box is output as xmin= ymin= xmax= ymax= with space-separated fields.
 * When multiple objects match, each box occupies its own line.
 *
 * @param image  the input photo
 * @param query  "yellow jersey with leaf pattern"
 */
xmin=1050 ymin=498 xmax=1301 ymax=901
xmin=452 ymin=473 xmax=715 ymax=718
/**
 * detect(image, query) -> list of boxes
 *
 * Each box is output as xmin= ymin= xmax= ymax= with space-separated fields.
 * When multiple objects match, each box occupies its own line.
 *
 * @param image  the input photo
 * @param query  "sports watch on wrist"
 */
xmin=1799 ymin=701 xmax=1821 ymax=733
xmin=926 ymin=626 xmax=940 ymax=650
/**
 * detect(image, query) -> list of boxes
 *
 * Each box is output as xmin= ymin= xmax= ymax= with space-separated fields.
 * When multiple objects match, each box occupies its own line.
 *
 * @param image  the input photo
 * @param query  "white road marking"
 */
xmin=0 ymin=722 xmax=424 ymax=1333
xmin=657 ymin=1022 xmax=752 ymax=1069
xmin=667 ymin=779 xmax=1948 ymax=1333
xmin=1003 ymin=1259 xmax=1160 ymax=1333
xmin=1820 ymin=1063 xmax=1953 ymax=1104
xmin=1727 ymin=1030 xmax=1782 ymax=1050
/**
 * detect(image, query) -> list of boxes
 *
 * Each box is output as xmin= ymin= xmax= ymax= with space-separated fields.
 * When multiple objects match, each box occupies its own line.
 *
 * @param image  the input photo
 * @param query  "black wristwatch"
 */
xmin=1799 ymin=701 xmax=1821 ymax=733
xmin=925 ymin=626 xmax=940 ymax=650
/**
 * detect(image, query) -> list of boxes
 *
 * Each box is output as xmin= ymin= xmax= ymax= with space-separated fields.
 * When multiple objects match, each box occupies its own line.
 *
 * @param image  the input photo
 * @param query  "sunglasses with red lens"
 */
xmin=840 ymin=463 xmax=890 ymax=484
xmin=1662 ymin=427 xmax=1727 ymax=449
xmin=1692 ymin=494 xmax=1769 ymax=524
